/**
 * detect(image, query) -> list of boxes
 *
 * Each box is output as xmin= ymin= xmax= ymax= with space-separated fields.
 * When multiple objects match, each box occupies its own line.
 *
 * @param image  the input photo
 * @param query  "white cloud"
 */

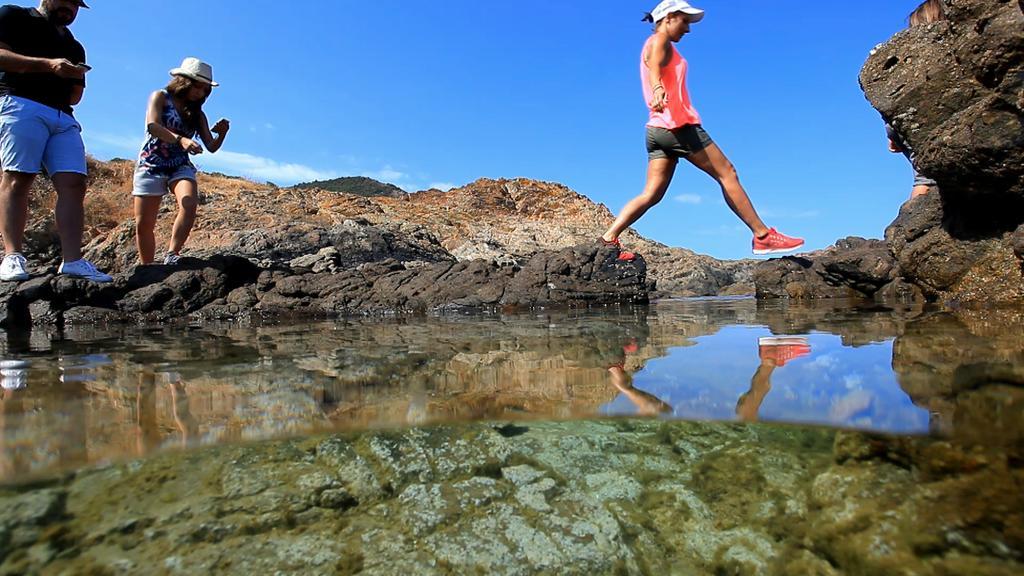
xmin=84 ymin=131 xmax=140 ymax=153
xmin=193 ymin=151 xmax=338 ymax=185
xmin=806 ymin=353 xmax=838 ymax=371
xmin=674 ymin=193 xmax=702 ymax=205
xmin=843 ymin=373 xmax=864 ymax=389
xmin=82 ymin=132 xmax=450 ymax=188
xmin=362 ymin=166 xmax=406 ymax=182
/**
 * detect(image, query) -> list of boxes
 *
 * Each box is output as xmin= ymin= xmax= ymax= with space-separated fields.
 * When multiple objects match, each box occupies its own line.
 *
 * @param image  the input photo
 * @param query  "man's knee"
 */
xmin=0 ymin=171 xmax=36 ymax=195
xmin=52 ymin=173 xmax=88 ymax=197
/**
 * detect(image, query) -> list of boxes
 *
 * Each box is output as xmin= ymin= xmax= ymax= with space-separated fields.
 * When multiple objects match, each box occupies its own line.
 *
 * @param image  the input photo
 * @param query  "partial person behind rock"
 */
xmin=883 ymin=0 xmax=947 ymax=202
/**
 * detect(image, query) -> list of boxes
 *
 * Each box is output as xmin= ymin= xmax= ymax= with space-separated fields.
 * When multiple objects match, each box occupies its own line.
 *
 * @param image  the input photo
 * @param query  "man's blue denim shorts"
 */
xmin=0 ymin=94 xmax=87 ymax=175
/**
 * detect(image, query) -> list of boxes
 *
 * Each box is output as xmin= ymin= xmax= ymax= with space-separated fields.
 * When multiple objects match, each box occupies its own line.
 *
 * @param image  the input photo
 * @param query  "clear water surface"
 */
xmin=1 ymin=297 xmax=1021 ymax=482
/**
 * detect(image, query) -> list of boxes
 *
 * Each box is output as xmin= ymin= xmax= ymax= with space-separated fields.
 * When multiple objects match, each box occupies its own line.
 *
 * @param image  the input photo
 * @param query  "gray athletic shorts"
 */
xmin=132 ymin=164 xmax=197 ymax=197
xmin=913 ymin=170 xmax=937 ymax=188
xmin=646 ymin=124 xmax=714 ymax=160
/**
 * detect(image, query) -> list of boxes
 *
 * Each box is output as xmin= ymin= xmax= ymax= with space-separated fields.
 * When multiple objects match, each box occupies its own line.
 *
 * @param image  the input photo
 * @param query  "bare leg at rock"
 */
xmin=168 ymin=179 xmax=198 ymax=256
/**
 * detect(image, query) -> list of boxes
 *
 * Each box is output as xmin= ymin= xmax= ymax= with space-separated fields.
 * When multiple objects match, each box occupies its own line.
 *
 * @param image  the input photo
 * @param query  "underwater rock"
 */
xmin=0 ymin=420 xmax=1019 ymax=575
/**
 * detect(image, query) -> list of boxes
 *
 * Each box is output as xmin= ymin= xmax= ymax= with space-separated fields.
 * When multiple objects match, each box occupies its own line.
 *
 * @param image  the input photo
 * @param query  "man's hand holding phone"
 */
xmin=49 ymin=58 xmax=88 ymax=79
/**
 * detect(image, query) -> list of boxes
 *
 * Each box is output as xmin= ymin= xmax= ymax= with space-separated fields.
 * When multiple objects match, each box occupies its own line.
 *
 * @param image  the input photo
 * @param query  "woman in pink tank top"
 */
xmin=601 ymin=0 xmax=804 ymax=258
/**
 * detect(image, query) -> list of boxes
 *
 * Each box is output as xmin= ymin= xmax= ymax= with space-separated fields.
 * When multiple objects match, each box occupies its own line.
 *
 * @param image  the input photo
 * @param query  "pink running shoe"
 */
xmin=752 ymin=228 xmax=804 ymax=255
xmin=600 ymin=237 xmax=636 ymax=261
xmin=758 ymin=336 xmax=811 ymax=367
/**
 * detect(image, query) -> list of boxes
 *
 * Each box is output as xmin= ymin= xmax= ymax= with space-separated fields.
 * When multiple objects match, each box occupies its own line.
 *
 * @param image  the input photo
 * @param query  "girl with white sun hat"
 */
xmin=131 ymin=57 xmax=230 ymax=265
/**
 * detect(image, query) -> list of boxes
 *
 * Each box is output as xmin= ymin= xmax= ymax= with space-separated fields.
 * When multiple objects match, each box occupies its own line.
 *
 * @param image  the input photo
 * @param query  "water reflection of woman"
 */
xmin=166 ymin=373 xmax=198 ymax=447
xmin=134 ymin=370 xmax=197 ymax=453
xmin=736 ymin=337 xmax=811 ymax=422
xmin=135 ymin=370 xmax=160 ymax=455
xmin=608 ymin=366 xmax=672 ymax=416
xmin=606 ymin=338 xmax=672 ymax=416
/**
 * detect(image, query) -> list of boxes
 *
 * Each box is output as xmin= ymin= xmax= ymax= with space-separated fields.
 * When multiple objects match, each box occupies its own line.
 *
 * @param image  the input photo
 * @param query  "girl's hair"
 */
xmin=909 ymin=0 xmax=946 ymax=26
xmin=164 ymin=75 xmax=210 ymax=130
xmin=641 ymin=10 xmax=676 ymax=31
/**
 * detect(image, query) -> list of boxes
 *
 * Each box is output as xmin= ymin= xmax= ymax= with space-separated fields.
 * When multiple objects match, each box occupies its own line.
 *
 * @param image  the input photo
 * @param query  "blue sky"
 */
xmin=70 ymin=1 xmax=921 ymax=259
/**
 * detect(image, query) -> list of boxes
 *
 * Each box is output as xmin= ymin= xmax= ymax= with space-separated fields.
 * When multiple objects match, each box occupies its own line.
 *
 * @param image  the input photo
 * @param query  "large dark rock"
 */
xmin=885 ymin=192 xmax=1024 ymax=301
xmin=256 ymin=244 xmax=648 ymax=317
xmin=758 ymin=0 xmax=1024 ymax=304
xmin=860 ymin=0 xmax=1024 ymax=199
xmin=754 ymin=237 xmax=894 ymax=300
xmin=0 ymin=242 xmax=647 ymax=328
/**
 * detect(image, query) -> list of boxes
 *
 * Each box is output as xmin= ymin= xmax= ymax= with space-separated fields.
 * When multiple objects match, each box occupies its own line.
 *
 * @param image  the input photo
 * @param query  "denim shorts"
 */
xmin=132 ymin=164 xmax=198 ymax=197
xmin=646 ymin=124 xmax=714 ymax=160
xmin=0 ymin=94 xmax=86 ymax=175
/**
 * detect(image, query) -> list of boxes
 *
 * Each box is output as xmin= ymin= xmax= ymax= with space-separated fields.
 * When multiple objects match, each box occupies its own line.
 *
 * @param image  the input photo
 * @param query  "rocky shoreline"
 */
xmin=2 ymin=1 xmax=1020 ymax=329
xmin=0 ymin=236 xmax=648 ymax=328
xmin=1 ymin=160 xmax=766 ymax=327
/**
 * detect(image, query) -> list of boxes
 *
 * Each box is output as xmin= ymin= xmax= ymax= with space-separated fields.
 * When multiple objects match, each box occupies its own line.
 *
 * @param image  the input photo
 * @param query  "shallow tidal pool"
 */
xmin=0 ymin=298 xmax=1020 ymax=574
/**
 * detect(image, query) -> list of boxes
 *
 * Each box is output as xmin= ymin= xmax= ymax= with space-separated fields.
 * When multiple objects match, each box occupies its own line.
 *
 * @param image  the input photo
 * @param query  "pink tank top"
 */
xmin=641 ymin=36 xmax=701 ymax=129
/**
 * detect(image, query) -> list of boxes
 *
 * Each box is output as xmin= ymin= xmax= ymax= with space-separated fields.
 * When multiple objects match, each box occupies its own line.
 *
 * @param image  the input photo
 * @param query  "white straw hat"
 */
xmin=646 ymin=0 xmax=705 ymax=24
xmin=169 ymin=57 xmax=219 ymax=86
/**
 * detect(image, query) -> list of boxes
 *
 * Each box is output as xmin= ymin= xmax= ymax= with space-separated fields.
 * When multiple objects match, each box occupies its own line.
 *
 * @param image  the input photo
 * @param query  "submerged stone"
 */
xmin=0 ymin=418 xmax=1017 ymax=575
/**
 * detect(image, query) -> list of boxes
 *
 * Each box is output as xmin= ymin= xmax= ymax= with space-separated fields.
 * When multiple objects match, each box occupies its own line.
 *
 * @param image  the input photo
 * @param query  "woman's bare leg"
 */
xmin=168 ymin=179 xmax=198 ymax=255
xmin=686 ymin=143 xmax=770 ymax=238
xmin=736 ymin=363 xmax=775 ymax=422
xmin=133 ymin=196 xmax=162 ymax=265
xmin=602 ymin=157 xmax=678 ymax=242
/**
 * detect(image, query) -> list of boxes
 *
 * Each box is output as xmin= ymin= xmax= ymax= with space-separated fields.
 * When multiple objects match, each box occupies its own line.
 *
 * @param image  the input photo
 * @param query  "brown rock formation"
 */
xmin=9 ymin=159 xmax=752 ymax=315
xmin=756 ymin=0 xmax=1024 ymax=305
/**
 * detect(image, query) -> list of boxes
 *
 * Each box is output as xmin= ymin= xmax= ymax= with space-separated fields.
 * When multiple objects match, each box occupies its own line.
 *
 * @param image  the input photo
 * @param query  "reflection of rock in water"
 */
xmin=749 ymin=300 xmax=1024 ymax=447
xmin=2 ymin=299 xmax=1024 ymax=482
xmin=289 ymin=312 xmax=665 ymax=424
xmin=0 ymin=420 xmax=1019 ymax=574
xmin=892 ymin=309 xmax=1024 ymax=447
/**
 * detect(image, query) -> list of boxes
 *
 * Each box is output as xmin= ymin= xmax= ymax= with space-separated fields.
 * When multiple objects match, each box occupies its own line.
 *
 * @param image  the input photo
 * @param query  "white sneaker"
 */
xmin=58 ymin=258 xmax=113 ymax=283
xmin=0 ymin=253 xmax=29 ymax=282
xmin=1 ymin=369 xmax=26 ymax=390
xmin=163 ymin=252 xmax=181 ymax=265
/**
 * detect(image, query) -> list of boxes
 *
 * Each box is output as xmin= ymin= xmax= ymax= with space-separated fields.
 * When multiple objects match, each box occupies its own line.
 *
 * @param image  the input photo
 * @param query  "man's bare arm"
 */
xmin=0 ymin=41 xmax=85 ymax=79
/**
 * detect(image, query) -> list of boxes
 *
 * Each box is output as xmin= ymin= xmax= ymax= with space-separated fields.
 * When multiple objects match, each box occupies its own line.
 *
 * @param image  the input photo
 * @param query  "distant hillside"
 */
xmin=292 ymin=176 xmax=405 ymax=198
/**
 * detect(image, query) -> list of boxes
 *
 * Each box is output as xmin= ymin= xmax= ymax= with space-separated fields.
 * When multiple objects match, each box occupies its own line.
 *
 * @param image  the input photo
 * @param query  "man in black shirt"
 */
xmin=0 ymin=0 xmax=111 ymax=283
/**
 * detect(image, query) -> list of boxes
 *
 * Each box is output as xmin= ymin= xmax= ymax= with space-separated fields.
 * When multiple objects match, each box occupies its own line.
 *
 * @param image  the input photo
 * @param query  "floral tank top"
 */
xmin=137 ymin=90 xmax=197 ymax=171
